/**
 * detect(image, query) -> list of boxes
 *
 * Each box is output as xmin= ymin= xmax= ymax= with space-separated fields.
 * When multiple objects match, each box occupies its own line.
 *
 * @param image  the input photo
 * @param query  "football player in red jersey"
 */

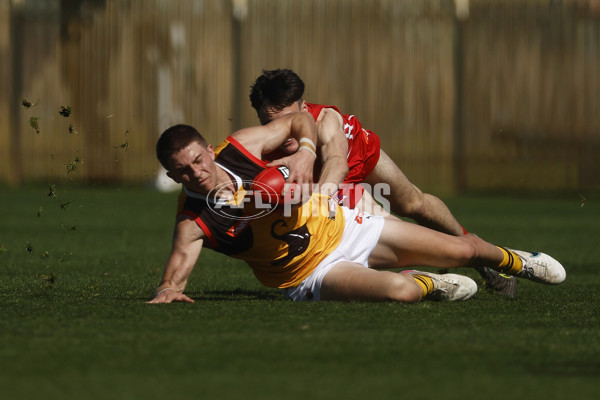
xmin=147 ymin=118 xmax=565 ymax=304
xmin=249 ymin=69 xmax=518 ymax=296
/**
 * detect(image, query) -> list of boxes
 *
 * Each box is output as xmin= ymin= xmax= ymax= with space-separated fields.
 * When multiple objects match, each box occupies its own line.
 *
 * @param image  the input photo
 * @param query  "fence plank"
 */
xmin=1 ymin=0 xmax=598 ymax=192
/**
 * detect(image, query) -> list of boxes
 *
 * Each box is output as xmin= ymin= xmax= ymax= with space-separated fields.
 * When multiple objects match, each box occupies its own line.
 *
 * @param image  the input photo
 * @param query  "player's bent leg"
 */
xmin=364 ymin=150 xmax=464 ymax=236
xmin=320 ymin=262 xmax=423 ymax=302
xmin=365 ymin=151 xmax=519 ymax=294
xmin=368 ymin=215 xmax=486 ymax=270
xmin=368 ymin=216 xmax=566 ymax=286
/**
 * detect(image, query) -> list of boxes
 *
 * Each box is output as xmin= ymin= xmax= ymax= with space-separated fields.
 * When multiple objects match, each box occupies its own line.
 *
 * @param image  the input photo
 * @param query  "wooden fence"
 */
xmin=1 ymin=0 xmax=599 ymax=193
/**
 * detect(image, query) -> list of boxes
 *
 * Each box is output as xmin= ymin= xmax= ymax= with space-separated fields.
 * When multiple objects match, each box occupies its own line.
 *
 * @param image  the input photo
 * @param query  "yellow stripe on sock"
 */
xmin=497 ymin=247 xmax=523 ymax=274
xmin=412 ymin=275 xmax=434 ymax=297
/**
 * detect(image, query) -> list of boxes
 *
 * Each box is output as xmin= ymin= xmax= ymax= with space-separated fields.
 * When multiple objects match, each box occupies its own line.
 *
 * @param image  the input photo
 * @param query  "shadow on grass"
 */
xmin=130 ymin=288 xmax=285 ymax=302
xmin=527 ymin=359 xmax=600 ymax=377
xmin=191 ymin=288 xmax=285 ymax=301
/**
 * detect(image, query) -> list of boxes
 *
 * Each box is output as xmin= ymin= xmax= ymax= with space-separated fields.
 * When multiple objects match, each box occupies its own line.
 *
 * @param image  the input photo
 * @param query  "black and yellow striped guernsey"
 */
xmin=177 ymin=136 xmax=345 ymax=289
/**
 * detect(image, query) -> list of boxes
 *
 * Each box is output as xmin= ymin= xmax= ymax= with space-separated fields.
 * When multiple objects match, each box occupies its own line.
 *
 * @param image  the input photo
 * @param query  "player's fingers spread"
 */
xmin=175 ymin=293 xmax=195 ymax=303
xmin=147 ymin=293 xmax=193 ymax=304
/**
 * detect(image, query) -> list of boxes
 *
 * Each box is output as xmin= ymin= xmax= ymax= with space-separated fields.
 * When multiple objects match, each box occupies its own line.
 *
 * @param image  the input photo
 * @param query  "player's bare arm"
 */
xmin=147 ymin=217 xmax=205 ymax=304
xmin=314 ymin=108 xmax=349 ymax=197
xmin=234 ymin=112 xmax=318 ymax=192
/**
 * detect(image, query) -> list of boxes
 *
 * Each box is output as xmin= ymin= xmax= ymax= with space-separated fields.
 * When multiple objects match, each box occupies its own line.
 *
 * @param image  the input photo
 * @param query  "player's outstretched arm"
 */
xmin=147 ymin=218 xmax=205 ymax=304
xmin=314 ymin=108 xmax=349 ymax=197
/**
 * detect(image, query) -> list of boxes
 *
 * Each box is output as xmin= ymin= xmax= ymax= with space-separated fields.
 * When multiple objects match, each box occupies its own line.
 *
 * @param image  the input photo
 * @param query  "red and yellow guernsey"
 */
xmin=177 ymin=136 xmax=344 ymax=289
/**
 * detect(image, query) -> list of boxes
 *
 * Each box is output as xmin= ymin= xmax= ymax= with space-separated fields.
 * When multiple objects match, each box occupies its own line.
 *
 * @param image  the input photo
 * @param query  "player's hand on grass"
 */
xmin=147 ymin=288 xmax=194 ymax=304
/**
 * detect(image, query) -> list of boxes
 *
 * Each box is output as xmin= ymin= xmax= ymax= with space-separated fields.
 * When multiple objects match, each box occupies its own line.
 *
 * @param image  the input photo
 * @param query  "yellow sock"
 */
xmin=496 ymin=247 xmax=523 ymax=274
xmin=412 ymin=274 xmax=435 ymax=297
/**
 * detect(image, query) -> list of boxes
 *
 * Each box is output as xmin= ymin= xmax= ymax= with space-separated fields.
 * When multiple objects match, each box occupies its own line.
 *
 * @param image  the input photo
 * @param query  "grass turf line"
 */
xmin=0 ymin=186 xmax=598 ymax=400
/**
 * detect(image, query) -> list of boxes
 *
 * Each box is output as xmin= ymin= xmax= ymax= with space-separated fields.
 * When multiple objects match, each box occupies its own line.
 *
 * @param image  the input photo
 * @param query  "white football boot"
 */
xmin=507 ymin=249 xmax=566 ymax=285
xmin=407 ymin=271 xmax=478 ymax=301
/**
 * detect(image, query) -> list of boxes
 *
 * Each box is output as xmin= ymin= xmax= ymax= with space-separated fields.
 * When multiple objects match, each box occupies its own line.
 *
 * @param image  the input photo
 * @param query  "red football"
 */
xmin=251 ymin=166 xmax=291 ymax=206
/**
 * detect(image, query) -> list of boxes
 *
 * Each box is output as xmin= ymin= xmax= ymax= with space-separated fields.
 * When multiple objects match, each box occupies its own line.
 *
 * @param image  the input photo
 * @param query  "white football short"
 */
xmin=281 ymin=206 xmax=385 ymax=302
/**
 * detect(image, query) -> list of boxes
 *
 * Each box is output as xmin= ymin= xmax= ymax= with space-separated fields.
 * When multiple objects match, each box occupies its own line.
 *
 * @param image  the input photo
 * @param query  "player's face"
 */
xmin=263 ymin=101 xmax=307 ymax=155
xmin=167 ymin=142 xmax=218 ymax=194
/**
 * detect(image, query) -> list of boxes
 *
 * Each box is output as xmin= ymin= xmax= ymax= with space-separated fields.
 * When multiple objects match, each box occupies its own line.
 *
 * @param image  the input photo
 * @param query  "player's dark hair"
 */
xmin=249 ymin=69 xmax=305 ymax=125
xmin=156 ymin=124 xmax=207 ymax=170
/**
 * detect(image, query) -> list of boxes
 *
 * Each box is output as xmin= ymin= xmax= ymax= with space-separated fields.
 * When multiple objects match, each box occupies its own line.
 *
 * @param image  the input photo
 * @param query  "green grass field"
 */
xmin=1 ymin=185 xmax=598 ymax=400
